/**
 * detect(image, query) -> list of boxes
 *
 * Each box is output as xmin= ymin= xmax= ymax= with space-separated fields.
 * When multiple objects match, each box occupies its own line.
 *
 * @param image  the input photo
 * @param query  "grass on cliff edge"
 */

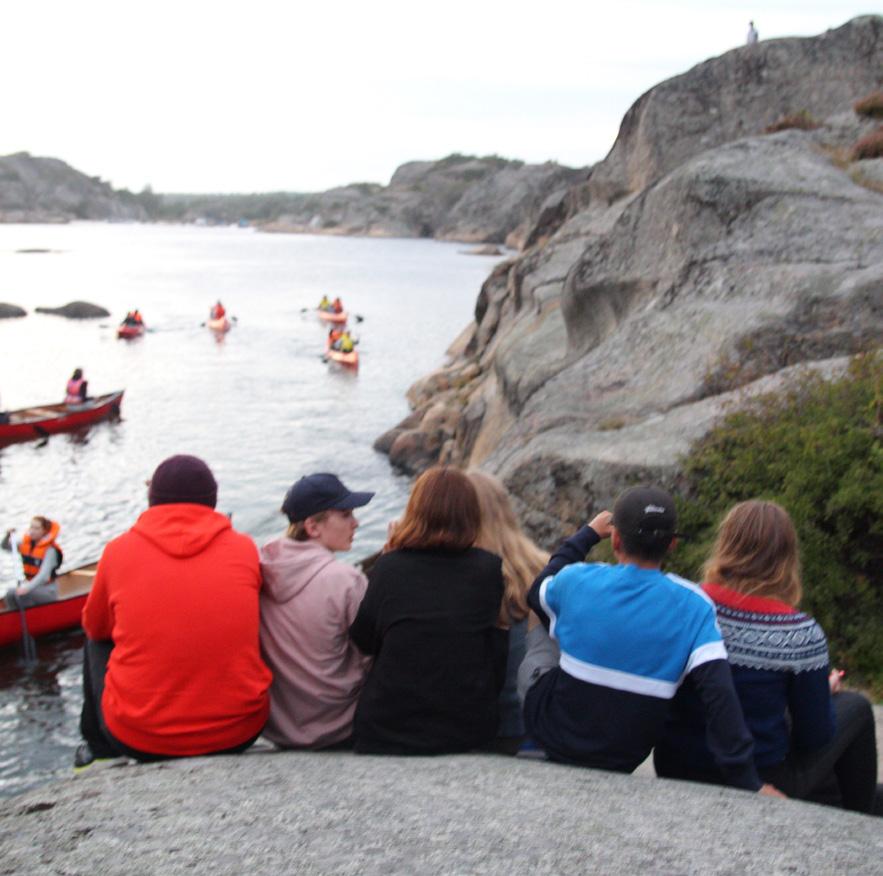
xmin=668 ymin=353 xmax=883 ymax=697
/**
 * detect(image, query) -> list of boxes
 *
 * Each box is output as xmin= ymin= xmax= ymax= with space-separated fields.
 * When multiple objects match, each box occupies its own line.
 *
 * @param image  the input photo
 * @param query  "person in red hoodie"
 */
xmin=75 ymin=455 xmax=272 ymax=768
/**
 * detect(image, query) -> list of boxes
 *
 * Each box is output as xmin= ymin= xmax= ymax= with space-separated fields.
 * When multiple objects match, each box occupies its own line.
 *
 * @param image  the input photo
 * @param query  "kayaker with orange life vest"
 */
xmin=328 ymin=327 xmax=343 ymax=347
xmin=210 ymin=301 xmax=226 ymax=320
xmin=332 ymin=297 xmax=343 ymax=314
xmin=2 ymin=517 xmax=63 ymax=610
xmin=65 ymin=368 xmax=88 ymax=406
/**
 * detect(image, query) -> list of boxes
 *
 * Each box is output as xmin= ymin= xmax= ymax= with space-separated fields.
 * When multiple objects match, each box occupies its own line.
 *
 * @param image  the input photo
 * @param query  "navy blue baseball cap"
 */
xmin=281 ymin=473 xmax=374 ymax=522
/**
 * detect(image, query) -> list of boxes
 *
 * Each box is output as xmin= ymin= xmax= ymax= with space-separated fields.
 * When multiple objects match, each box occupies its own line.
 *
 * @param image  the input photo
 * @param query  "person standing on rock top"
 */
xmin=747 ymin=21 xmax=759 ymax=45
xmin=259 ymin=472 xmax=374 ymax=750
xmin=518 ymin=486 xmax=782 ymax=797
xmin=74 ymin=454 xmax=271 ymax=769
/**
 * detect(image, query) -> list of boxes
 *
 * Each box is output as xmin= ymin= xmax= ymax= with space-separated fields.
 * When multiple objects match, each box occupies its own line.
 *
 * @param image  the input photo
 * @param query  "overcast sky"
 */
xmin=2 ymin=1 xmax=872 ymax=193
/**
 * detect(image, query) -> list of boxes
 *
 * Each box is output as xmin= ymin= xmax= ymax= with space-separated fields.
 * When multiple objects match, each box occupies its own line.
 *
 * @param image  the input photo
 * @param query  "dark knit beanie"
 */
xmin=148 ymin=455 xmax=218 ymax=508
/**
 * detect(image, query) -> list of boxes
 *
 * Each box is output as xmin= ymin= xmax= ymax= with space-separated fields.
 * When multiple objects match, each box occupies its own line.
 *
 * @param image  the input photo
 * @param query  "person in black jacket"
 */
xmin=349 ymin=466 xmax=506 ymax=754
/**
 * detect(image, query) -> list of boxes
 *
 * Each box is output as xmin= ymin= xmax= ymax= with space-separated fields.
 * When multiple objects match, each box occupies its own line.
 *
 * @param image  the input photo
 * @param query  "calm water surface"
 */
xmin=0 ymin=222 xmax=503 ymax=796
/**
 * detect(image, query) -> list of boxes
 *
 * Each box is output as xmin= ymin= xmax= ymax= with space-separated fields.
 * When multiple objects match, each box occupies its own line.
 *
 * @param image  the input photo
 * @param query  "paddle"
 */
xmin=17 ymin=599 xmax=37 ymax=665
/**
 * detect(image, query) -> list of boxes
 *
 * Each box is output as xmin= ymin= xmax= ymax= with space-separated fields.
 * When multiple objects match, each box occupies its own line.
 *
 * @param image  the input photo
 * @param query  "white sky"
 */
xmin=2 ymin=1 xmax=873 ymax=193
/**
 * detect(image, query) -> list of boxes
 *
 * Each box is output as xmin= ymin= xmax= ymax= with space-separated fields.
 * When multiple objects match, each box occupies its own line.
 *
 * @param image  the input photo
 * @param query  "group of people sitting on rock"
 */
xmin=63 ymin=455 xmax=878 ymax=814
xmin=318 ymin=296 xmax=343 ymax=314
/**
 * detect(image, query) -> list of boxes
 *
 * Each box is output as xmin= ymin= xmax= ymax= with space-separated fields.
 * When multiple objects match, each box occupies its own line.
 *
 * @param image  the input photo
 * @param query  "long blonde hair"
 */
xmin=468 ymin=470 xmax=548 ymax=625
xmin=704 ymin=500 xmax=803 ymax=606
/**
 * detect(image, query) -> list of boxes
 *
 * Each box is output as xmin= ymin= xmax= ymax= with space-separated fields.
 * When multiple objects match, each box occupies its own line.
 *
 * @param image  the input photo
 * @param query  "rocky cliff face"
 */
xmin=374 ymin=16 xmax=883 ymax=546
xmin=0 ymin=153 xmax=148 ymax=223
xmin=163 ymin=155 xmax=587 ymax=247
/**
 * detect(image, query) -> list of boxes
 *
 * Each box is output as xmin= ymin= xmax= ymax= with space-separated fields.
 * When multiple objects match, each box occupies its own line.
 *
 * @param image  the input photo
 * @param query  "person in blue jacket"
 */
xmin=518 ymin=485 xmax=781 ymax=796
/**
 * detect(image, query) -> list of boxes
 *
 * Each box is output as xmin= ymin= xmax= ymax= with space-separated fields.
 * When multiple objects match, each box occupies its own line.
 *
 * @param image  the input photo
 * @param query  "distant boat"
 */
xmin=325 ymin=340 xmax=359 ymax=368
xmin=0 ymin=390 xmax=125 ymax=447
xmin=117 ymin=323 xmax=145 ymax=339
xmin=317 ymin=309 xmax=347 ymax=325
xmin=0 ymin=562 xmax=96 ymax=649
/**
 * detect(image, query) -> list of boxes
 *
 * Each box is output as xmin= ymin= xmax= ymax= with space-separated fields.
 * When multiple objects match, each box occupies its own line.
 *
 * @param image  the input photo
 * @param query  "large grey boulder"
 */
xmin=374 ymin=17 xmax=883 ymax=542
xmin=1 ymin=752 xmax=880 ymax=875
xmin=588 ymin=15 xmax=883 ymax=202
xmin=35 ymin=301 xmax=110 ymax=319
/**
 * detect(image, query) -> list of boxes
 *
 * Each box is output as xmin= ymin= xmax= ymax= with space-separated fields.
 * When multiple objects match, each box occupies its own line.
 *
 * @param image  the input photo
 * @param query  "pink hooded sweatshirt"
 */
xmin=259 ymin=537 xmax=370 ymax=748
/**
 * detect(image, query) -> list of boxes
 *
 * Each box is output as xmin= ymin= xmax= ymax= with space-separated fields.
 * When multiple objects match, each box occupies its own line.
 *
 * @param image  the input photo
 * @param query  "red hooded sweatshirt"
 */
xmin=82 ymin=503 xmax=272 ymax=755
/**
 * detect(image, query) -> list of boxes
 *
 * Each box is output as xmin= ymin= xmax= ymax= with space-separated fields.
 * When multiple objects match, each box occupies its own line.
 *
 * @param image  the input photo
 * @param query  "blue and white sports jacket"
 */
xmin=525 ymin=526 xmax=761 ymax=790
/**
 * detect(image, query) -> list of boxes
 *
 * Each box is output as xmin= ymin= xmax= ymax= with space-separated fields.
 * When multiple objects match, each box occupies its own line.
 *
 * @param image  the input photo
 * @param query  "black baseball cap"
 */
xmin=612 ymin=486 xmax=678 ymax=549
xmin=281 ymin=473 xmax=374 ymax=522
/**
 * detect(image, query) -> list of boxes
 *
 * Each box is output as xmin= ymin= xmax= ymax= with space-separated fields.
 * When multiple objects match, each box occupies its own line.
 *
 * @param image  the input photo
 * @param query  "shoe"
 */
xmin=73 ymin=742 xmax=129 ymax=774
xmin=73 ymin=742 xmax=95 ymax=769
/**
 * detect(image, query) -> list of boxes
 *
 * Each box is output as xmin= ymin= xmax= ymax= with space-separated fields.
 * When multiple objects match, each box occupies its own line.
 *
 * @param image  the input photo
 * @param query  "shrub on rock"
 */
xmin=850 ymin=126 xmax=883 ymax=160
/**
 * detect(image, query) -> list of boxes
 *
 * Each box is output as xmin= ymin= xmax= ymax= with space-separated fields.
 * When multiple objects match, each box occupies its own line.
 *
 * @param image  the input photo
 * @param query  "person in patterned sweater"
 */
xmin=655 ymin=500 xmax=880 ymax=814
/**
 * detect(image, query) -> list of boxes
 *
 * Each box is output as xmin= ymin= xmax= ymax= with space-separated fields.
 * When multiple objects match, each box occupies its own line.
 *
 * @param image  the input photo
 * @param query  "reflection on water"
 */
xmin=0 ymin=222 xmax=504 ymax=797
xmin=0 ymin=633 xmax=84 ymax=797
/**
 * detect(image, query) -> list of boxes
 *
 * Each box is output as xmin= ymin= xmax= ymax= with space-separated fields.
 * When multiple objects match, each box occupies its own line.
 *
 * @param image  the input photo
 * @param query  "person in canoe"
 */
xmin=327 ymin=327 xmax=343 ymax=348
xmin=338 ymin=330 xmax=355 ymax=353
xmin=1 ymin=517 xmax=63 ymax=610
xmin=210 ymin=300 xmax=226 ymax=321
xmin=64 ymin=368 xmax=88 ymax=406
xmin=318 ymin=295 xmax=332 ymax=312
xmin=332 ymin=297 xmax=343 ymax=314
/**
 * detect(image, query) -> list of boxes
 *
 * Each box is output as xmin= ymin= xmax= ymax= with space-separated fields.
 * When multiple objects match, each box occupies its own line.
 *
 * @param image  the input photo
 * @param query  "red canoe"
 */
xmin=0 ymin=562 xmax=96 ymax=649
xmin=117 ymin=323 xmax=145 ymax=339
xmin=317 ymin=309 xmax=348 ymax=325
xmin=207 ymin=316 xmax=231 ymax=332
xmin=0 ymin=390 xmax=125 ymax=447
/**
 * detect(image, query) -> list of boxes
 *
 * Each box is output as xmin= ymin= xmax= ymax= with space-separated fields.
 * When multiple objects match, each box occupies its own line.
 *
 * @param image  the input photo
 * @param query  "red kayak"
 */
xmin=0 ymin=390 xmax=125 ymax=447
xmin=0 ymin=562 xmax=96 ymax=648
xmin=207 ymin=316 xmax=231 ymax=333
xmin=117 ymin=323 xmax=145 ymax=339
xmin=317 ymin=309 xmax=348 ymax=325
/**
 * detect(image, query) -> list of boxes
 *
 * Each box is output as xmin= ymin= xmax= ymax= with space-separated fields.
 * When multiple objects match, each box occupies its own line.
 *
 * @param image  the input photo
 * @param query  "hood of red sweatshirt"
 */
xmin=131 ymin=503 xmax=232 ymax=558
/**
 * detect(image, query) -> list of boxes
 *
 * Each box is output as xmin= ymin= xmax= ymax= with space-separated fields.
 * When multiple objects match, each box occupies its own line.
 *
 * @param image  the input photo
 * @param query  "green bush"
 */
xmin=667 ymin=353 xmax=883 ymax=695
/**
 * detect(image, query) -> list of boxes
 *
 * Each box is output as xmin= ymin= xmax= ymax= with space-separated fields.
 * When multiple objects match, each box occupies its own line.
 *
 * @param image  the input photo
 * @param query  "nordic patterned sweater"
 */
xmin=659 ymin=582 xmax=835 ymax=769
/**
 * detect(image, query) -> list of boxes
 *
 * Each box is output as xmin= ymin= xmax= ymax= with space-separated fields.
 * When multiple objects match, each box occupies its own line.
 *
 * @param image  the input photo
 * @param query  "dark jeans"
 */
xmin=655 ymin=691 xmax=879 ymax=814
xmin=80 ymin=639 xmax=260 ymax=761
xmin=759 ymin=691 xmax=878 ymax=813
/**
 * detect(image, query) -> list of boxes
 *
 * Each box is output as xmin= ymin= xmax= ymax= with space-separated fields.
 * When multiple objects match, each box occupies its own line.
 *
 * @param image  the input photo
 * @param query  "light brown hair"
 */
xmin=468 ymin=470 xmax=548 ymax=625
xmin=387 ymin=466 xmax=480 ymax=552
xmin=286 ymin=511 xmax=329 ymax=542
xmin=704 ymin=500 xmax=803 ymax=606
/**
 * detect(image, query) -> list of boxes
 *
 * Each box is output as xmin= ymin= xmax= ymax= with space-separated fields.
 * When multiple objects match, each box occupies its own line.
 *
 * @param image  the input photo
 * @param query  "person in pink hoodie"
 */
xmin=260 ymin=472 xmax=374 ymax=749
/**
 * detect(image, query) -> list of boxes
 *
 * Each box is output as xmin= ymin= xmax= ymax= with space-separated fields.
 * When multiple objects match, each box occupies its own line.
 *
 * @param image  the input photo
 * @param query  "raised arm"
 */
xmin=526 ymin=511 xmax=611 ymax=628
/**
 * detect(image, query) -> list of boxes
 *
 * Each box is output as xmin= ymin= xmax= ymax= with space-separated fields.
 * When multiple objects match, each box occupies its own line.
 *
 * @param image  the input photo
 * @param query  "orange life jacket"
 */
xmin=19 ymin=521 xmax=63 ymax=581
xmin=211 ymin=305 xmax=226 ymax=319
xmin=65 ymin=378 xmax=85 ymax=404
